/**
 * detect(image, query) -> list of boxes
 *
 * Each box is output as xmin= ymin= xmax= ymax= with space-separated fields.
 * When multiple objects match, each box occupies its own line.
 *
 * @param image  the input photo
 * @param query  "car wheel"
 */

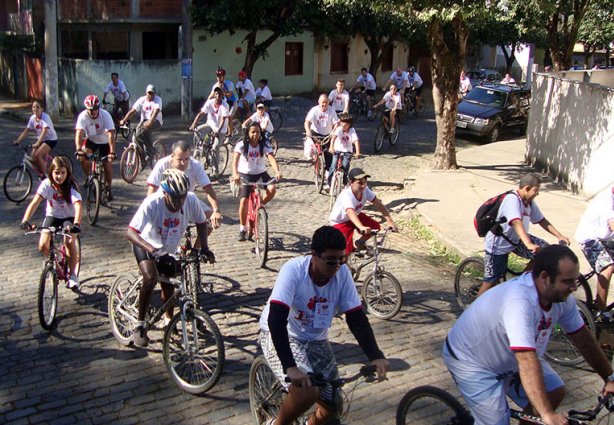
xmin=484 ymin=124 xmax=501 ymax=144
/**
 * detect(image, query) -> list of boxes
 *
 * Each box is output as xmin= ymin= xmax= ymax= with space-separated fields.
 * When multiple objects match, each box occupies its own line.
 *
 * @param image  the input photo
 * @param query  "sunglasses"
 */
xmin=317 ymin=253 xmax=347 ymax=267
xmin=88 ymin=106 xmax=100 ymax=111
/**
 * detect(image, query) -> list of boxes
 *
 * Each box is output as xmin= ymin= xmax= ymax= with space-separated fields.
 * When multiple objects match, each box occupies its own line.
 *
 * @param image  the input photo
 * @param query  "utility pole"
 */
xmin=44 ymin=0 xmax=59 ymax=120
xmin=181 ymin=0 xmax=193 ymax=122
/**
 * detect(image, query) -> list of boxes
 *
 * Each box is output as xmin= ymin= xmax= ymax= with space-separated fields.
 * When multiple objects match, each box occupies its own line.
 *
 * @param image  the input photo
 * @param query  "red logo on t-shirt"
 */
xmin=537 ymin=316 xmax=552 ymax=331
xmin=307 ymin=296 xmax=328 ymax=311
xmin=163 ymin=218 xmax=180 ymax=228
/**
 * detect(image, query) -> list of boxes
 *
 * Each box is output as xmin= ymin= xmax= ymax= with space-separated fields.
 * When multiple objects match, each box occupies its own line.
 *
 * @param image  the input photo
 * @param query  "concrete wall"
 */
xmin=526 ymin=73 xmax=614 ymax=198
xmin=58 ymin=59 xmax=181 ymax=115
xmin=0 ymin=51 xmax=27 ymax=99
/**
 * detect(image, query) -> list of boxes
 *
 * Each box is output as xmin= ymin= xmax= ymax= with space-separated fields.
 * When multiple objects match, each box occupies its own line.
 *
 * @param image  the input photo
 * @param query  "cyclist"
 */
xmin=372 ymin=84 xmax=402 ymax=134
xmin=329 ymin=168 xmax=397 ymax=254
xmin=231 ymin=122 xmax=282 ymax=242
xmin=327 ymin=114 xmax=360 ymax=188
xmin=328 ymin=79 xmax=350 ymax=116
xmin=127 ymin=169 xmax=214 ymax=348
xmin=75 ymin=95 xmax=116 ymax=200
xmin=147 ymin=140 xmax=222 ymax=229
xmin=444 ymin=245 xmax=614 ymax=425
xmin=12 ymin=100 xmax=58 ymax=177
xmin=20 ymin=156 xmax=82 ymax=289
xmin=459 ymin=69 xmax=472 ymax=99
xmin=120 ymin=84 xmax=163 ymax=158
xmin=236 ymin=70 xmax=256 ymax=120
xmin=304 ymin=94 xmax=339 ymax=188
xmin=189 ymin=87 xmax=230 ymax=177
xmin=255 ymin=79 xmax=273 ymax=108
xmin=406 ymin=66 xmax=424 ymax=110
xmin=478 ymin=174 xmax=570 ymax=297
xmin=383 ymin=67 xmax=408 ymax=96
xmin=102 ymin=72 xmax=130 ymax=129
xmin=209 ymin=67 xmax=237 ymax=134
xmin=352 ymin=67 xmax=377 ymax=118
xmin=575 ymin=186 xmax=614 ymax=319
xmin=242 ymin=102 xmax=274 ymax=135
xmin=258 ymin=225 xmax=389 ymax=425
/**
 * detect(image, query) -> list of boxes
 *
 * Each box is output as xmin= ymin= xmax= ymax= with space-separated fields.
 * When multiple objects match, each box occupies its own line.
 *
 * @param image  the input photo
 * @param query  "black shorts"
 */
xmin=84 ymin=139 xmax=111 ymax=157
xmin=132 ymin=245 xmax=180 ymax=277
xmin=239 ymin=171 xmax=272 ymax=198
xmin=42 ymin=216 xmax=74 ymax=229
xmin=41 ymin=140 xmax=57 ymax=149
xmin=365 ymin=89 xmax=375 ymax=96
xmin=415 ymin=86 xmax=423 ymax=96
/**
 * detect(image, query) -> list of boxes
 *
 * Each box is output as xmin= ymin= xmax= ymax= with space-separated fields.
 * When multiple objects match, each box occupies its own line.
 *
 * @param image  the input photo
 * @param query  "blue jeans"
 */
xmin=328 ymin=152 xmax=352 ymax=186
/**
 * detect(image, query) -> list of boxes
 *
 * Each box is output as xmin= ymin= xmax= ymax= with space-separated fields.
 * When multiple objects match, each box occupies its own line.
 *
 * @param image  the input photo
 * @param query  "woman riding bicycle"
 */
xmin=327 ymin=114 xmax=361 ymax=188
xmin=232 ymin=122 xmax=282 ymax=242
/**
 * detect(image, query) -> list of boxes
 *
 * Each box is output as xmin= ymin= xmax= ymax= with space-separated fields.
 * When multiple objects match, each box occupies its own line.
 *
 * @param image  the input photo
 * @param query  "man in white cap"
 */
xmin=121 ymin=84 xmax=163 ymax=154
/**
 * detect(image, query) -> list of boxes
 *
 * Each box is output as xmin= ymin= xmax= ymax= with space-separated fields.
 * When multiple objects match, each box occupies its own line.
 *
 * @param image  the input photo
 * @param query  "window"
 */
xmin=285 ymin=42 xmax=303 ymax=76
xmin=330 ymin=42 xmax=348 ymax=74
xmin=381 ymin=44 xmax=393 ymax=72
xmin=93 ymin=31 xmax=129 ymax=60
xmin=143 ymin=30 xmax=178 ymax=60
xmin=60 ymin=30 xmax=88 ymax=59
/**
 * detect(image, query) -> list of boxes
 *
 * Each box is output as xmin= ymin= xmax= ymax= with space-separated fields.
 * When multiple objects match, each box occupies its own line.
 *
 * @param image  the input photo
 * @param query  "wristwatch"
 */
xmin=213 ymin=209 xmax=220 ymax=213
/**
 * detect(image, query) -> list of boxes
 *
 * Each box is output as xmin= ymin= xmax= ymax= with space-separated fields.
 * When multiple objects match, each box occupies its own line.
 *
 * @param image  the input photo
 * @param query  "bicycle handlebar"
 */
xmin=239 ymin=177 xmax=278 ymax=187
xmin=25 ymin=226 xmax=72 ymax=239
xmin=285 ymin=365 xmax=376 ymax=387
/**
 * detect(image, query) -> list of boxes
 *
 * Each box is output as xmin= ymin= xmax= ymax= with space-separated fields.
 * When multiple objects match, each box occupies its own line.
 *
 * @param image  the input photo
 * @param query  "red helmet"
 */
xmin=215 ymin=67 xmax=226 ymax=76
xmin=84 ymin=95 xmax=100 ymax=110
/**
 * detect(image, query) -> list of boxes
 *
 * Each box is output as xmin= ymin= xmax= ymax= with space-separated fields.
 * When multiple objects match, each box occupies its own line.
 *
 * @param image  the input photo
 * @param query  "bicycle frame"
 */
xmin=26 ymin=227 xmax=73 ymax=281
xmin=350 ymin=229 xmax=389 ymax=282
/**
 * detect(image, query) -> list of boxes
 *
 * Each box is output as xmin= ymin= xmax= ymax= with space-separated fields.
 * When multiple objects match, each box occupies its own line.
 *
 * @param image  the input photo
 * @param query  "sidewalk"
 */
xmin=411 ymin=138 xmax=589 ymax=262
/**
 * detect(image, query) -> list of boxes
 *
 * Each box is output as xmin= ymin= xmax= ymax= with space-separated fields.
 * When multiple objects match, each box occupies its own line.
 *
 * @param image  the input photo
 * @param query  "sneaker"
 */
xmin=265 ymin=418 xmax=276 ymax=425
xmin=388 ymin=127 xmax=396 ymax=134
xmin=596 ymin=311 xmax=614 ymax=326
xmin=367 ymin=110 xmax=373 ymax=119
xmin=238 ymin=230 xmax=247 ymax=242
xmin=247 ymin=230 xmax=254 ymax=241
xmin=162 ymin=314 xmax=172 ymax=327
xmin=132 ymin=326 xmax=149 ymax=348
xmin=67 ymin=274 xmax=79 ymax=290
xmin=323 ymin=182 xmax=330 ymax=190
xmin=106 ymin=189 xmax=113 ymax=202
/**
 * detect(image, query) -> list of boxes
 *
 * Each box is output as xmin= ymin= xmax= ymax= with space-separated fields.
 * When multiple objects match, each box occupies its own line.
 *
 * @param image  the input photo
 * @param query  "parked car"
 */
xmin=456 ymin=83 xmax=531 ymax=143
xmin=467 ymin=69 xmax=502 ymax=88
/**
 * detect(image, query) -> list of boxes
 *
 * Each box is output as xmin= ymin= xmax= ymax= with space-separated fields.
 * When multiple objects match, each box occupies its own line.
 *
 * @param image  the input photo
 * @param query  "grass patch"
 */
xmin=400 ymin=216 xmax=461 ymax=265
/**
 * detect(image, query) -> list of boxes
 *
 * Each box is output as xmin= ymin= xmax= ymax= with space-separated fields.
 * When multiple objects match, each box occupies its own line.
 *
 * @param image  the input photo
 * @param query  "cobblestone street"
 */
xmin=0 ymin=104 xmax=606 ymax=424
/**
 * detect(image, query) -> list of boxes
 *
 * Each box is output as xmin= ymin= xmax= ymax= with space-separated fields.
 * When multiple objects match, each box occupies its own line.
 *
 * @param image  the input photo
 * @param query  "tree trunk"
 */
xmin=499 ymin=44 xmax=516 ymax=74
xmin=364 ymin=36 xmax=389 ymax=77
xmin=242 ymin=30 xmax=282 ymax=76
xmin=428 ymin=15 xmax=468 ymax=170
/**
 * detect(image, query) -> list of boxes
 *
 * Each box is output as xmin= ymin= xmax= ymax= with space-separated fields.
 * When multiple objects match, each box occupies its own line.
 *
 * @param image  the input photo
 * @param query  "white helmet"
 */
xmin=160 ymin=169 xmax=189 ymax=197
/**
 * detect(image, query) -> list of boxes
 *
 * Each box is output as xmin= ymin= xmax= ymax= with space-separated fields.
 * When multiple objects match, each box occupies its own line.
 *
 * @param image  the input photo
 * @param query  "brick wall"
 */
xmin=140 ymin=0 xmax=182 ymax=18
xmin=91 ymin=0 xmax=131 ymax=19
xmin=59 ymin=0 xmax=87 ymax=20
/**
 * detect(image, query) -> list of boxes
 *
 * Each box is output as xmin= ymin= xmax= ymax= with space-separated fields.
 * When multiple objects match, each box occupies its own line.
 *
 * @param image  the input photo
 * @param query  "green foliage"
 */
xmin=578 ymin=0 xmax=614 ymax=49
xmin=403 ymin=216 xmax=461 ymax=265
xmin=0 ymin=33 xmax=34 ymax=53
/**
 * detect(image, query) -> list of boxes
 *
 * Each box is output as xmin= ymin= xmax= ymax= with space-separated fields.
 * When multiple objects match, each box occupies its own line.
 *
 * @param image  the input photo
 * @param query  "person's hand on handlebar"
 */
xmin=75 ymin=149 xmax=86 ymax=159
xmin=602 ymin=381 xmax=614 ymax=398
xmin=286 ymin=367 xmax=312 ymax=389
xmin=274 ymin=172 xmax=282 ymax=182
xmin=19 ymin=221 xmax=34 ymax=231
xmin=199 ymin=247 xmax=215 ymax=263
xmin=359 ymin=227 xmax=372 ymax=236
xmin=558 ymin=236 xmax=571 ymax=246
xmin=69 ymin=223 xmax=81 ymax=234
xmin=108 ymin=152 xmax=117 ymax=162
xmin=370 ymin=358 xmax=390 ymax=382
xmin=386 ymin=222 xmax=398 ymax=233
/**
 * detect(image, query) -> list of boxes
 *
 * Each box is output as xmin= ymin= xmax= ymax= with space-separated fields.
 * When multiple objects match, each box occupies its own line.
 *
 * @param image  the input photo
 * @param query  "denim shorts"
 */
xmin=484 ymin=234 xmax=548 ymax=283
xmin=581 ymin=239 xmax=614 ymax=274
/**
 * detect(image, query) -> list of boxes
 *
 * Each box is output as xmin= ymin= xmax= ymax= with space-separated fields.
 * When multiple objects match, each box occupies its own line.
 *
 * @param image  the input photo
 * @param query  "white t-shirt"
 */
xmin=36 ymin=179 xmax=82 ymax=219
xmin=104 ymin=80 xmax=129 ymax=101
xmin=201 ymin=99 xmax=230 ymax=134
xmin=357 ymin=73 xmax=376 ymax=90
xmin=255 ymin=86 xmax=272 ymax=101
xmin=147 ymin=155 xmax=212 ymax=192
xmin=27 ymin=112 xmax=57 ymax=141
xmin=447 ymin=272 xmax=583 ymax=373
xmin=575 ymin=190 xmax=614 ymax=243
xmin=331 ymin=127 xmax=358 ymax=153
xmin=460 ymin=76 xmax=472 ymax=93
xmin=383 ymin=92 xmax=402 ymax=110
xmin=328 ymin=89 xmax=350 ymax=112
xmin=75 ymin=109 xmax=115 ymax=145
xmin=133 ymin=95 xmax=163 ymax=125
xmin=389 ymin=71 xmax=408 ymax=89
xmin=407 ymin=72 xmax=423 ymax=89
xmin=305 ymin=105 xmax=339 ymax=135
xmin=329 ymin=186 xmax=377 ymax=224
xmin=248 ymin=111 xmax=274 ymax=134
xmin=236 ymin=78 xmax=256 ymax=102
xmin=234 ymin=140 xmax=273 ymax=174
xmin=128 ymin=191 xmax=206 ymax=255
xmin=259 ymin=255 xmax=362 ymax=340
xmin=484 ymin=191 xmax=544 ymax=255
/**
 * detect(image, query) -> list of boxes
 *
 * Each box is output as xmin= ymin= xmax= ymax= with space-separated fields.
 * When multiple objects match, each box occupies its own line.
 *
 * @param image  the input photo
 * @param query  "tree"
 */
xmin=578 ymin=0 xmax=614 ymax=67
xmin=191 ymin=0 xmax=314 ymax=75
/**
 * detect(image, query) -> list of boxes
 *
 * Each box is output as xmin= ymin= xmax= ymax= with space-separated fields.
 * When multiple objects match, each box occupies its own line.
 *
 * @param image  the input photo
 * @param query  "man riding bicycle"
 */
xmin=352 ymin=68 xmax=377 ymax=118
xmin=304 ymin=94 xmax=340 ymax=188
xmin=445 ymin=245 xmax=614 ymax=425
xmin=372 ymin=84 xmax=402 ymax=134
xmin=258 ymin=225 xmax=389 ymax=425
xmin=406 ymin=66 xmax=424 ymax=110
xmin=127 ymin=169 xmax=214 ymax=348
xmin=120 ymin=84 xmax=162 ymax=157
xmin=328 ymin=79 xmax=350 ymax=116
xmin=102 ymin=72 xmax=130 ymax=129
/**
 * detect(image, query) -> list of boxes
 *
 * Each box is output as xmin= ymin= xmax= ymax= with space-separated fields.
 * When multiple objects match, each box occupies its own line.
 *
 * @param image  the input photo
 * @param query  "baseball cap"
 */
xmin=238 ymin=70 xmax=247 ymax=78
xmin=256 ymin=103 xmax=265 ymax=109
xmin=146 ymin=84 xmax=155 ymax=93
xmin=348 ymin=168 xmax=370 ymax=181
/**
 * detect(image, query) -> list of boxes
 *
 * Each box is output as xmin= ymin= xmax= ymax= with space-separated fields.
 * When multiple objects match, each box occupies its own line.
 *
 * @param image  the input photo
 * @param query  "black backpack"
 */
xmin=474 ymin=190 xmax=514 ymax=238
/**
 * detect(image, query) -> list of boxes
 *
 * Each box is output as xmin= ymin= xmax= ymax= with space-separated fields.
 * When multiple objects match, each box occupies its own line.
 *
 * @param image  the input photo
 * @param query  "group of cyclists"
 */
xmin=10 ymin=63 xmax=614 ymax=425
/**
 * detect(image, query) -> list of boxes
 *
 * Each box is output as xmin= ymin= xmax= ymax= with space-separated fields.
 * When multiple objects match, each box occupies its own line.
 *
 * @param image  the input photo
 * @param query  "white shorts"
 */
xmin=443 ymin=342 xmax=564 ymax=425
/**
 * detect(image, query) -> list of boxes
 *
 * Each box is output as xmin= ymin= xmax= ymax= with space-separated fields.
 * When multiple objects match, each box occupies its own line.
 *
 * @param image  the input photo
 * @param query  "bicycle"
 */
xmin=373 ymin=108 xmax=400 ymax=153
xmin=396 ymin=385 xmax=614 ymax=424
xmin=329 ymin=155 xmax=346 ymax=211
xmin=348 ymin=229 xmax=403 ymax=320
xmin=25 ymin=226 xmax=81 ymax=330
xmin=108 ymin=227 xmax=225 ymax=395
xmin=102 ymin=99 xmax=131 ymax=140
xmin=242 ymin=178 xmax=277 ymax=268
xmin=308 ymin=134 xmax=333 ymax=194
xmin=81 ymin=153 xmax=111 ymax=226
xmin=398 ymin=88 xmax=425 ymax=123
xmin=249 ymin=356 xmax=377 ymax=425
xmin=4 ymin=145 xmax=74 ymax=203
xmin=119 ymin=131 xmax=166 ymax=184
xmin=349 ymin=90 xmax=376 ymax=121
xmin=191 ymin=129 xmax=229 ymax=178
xmin=268 ymin=106 xmax=283 ymax=132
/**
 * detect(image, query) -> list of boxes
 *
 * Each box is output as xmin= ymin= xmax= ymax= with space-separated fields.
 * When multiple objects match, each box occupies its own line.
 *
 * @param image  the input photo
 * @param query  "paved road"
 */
xmin=0 ymin=106 xmax=606 ymax=424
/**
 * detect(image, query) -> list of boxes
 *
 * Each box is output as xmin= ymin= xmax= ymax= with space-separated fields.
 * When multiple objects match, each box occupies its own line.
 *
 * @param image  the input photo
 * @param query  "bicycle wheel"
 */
xmin=367 ymin=105 xmax=378 ymax=121
xmin=120 ymin=121 xmax=131 ymax=140
xmin=86 ymin=178 xmax=101 ymax=225
xmin=3 ymin=165 xmax=32 ymax=203
xmin=545 ymin=300 xmax=596 ymax=366
xmin=329 ymin=171 xmax=343 ymax=211
xmin=269 ymin=136 xmax=279 ymax=155
xmin=398 ymin=104 xmax=410 ymax=124
xmin=374 ymin=124 xmax=385 ymax=153
xmin=38 ymin=263 xmax=58 ymax=330
xmin=163 ymin=309 xmax=225 ymax=394
xmin=314 ymin=152 xmax=325 ymax=193
xmin=415 ymin=101 xmax=426 ymax=117
xmin=249 ymin=355 xmax=286 ymax=424
xmin=269 ymin=109 xmax=283 ymax=133
xmin=152 ymin=140 xmax=166 ymax=164
xmin=120 ymin=145 xmax=140 ymax=183
xmin=74 ymin=235 xmax=81 ymax=277
xmin=390 ymin=119 xmax=401 ymax=146
xmin=396 ymin=386 xmax=472 ymax=425
xmin=217 ymin=143 xmax=229 ymax=176
xmin=361 ymin=270 xmax=403 ymax=320
xmin=349 ymin=100 xmax=359 ymax=119
xmin=255 ymin=207 xmax=269 ymax=268
xmin=108 ymin=274 xmax=141 ymax=346
xmin=454 ymin=257 xmax=484 ymax=311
